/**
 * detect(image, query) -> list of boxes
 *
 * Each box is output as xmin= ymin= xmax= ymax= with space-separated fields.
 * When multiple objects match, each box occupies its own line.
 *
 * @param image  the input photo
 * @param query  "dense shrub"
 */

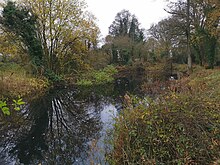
xmin=44 ymin=69 xmax=63 ymax=83
xmin=108 ymin=93 xmax=220 ymax=164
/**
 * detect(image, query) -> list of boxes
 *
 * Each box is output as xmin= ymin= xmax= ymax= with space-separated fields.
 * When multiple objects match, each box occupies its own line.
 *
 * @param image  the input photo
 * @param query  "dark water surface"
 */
xmin=0 ymin=76 xmax=144 ymax=165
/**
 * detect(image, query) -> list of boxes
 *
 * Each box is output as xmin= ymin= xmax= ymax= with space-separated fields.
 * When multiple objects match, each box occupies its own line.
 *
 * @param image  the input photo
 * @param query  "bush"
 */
xmin=108 ymin=93 xmax=220 ymax=164
xmin=44 ymin=69 xmax=63 ymax=83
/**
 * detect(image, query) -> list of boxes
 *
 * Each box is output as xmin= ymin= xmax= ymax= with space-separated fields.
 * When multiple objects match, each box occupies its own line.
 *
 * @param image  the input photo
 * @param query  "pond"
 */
xmin=0 ymin=75 xmax=145 ymax=165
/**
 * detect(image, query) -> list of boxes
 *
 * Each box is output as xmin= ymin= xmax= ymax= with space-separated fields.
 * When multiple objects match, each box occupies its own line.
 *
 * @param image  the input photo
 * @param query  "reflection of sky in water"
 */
xmin=74 ymin=102 xmax=118 ymax=165
xmin=0 ymin=88 xmax=120 ymax=165
xmin=101 ymin=104 xmax=117 ymax=122
xmin=0 ymin=69 xmax=146 ymax=164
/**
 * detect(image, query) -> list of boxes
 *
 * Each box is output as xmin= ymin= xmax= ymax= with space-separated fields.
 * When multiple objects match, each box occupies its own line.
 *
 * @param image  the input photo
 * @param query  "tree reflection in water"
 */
xmin=8 ymin=87 xmax=116 ymax=164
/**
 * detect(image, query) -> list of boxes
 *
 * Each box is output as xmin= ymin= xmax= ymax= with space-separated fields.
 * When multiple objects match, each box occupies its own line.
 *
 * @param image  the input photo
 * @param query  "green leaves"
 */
xmin=0 ymin=97 xmax=25 ymax=115
xmin=2 ymin=107 xmax=10 ymax=116
xmin=12 ymin=97 xmax=25 ymax=111
xmin=0 ymin=101 xmax=10 ymax=115
xmin=0 ymin=100 xmax=7 ymax=107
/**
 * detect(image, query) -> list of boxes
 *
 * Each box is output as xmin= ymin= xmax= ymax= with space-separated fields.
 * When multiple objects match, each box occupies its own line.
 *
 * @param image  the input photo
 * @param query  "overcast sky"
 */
xmin=85 ymin=0 xmax=172 ymax=38
xmin=0 ymin=0 xmax=172 ymax=38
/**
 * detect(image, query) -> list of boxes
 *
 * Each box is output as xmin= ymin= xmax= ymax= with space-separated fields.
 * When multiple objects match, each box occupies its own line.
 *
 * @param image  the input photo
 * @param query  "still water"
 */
xmin=0 ymin=77 xmax=143 ymax=165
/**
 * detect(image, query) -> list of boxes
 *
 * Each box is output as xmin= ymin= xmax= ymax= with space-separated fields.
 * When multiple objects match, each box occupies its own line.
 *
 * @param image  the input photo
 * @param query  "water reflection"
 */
xmin=0 ymin=72 xmax=145 ymax=164
xmin=11 ymin=96 xmax=49 ymax=164
xmin=0 ymin=87 xmax=117 ymax=165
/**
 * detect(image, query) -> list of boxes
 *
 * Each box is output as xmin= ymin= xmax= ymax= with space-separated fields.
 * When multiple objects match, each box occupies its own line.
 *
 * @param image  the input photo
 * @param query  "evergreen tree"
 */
xmin=108 ymin=10 xmax=145 ymax=64
xmin=1 ymin=1 xmax=43 ymax=68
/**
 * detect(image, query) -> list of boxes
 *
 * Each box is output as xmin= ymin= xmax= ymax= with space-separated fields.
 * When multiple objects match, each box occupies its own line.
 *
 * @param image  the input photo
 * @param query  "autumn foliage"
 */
xmin=108 ymin=68 xmax=220 ymax=164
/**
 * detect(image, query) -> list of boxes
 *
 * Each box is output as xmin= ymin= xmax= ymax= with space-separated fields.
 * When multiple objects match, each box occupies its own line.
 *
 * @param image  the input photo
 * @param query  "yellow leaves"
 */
xmin=204 ymin=0 xmax=220 ymax=37
xmin=141 ymin=110 xmax=151 ymax=119
xmin=0 ymin=33 xmax=20 ymax=57
xmin=17 ymin=0 xmax=100 ymax=73
xmin=170 ymin=92 xmax=178 ymax=99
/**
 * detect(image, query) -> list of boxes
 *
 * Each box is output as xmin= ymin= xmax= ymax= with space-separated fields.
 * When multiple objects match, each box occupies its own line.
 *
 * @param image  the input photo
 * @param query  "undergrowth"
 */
xmin=76 ymin=65 xmax=118 ymax=86
xmin=0 ymin=62 xmax=49 ymax=98
xmin=107 ymin=68 xmax=220 ymax=165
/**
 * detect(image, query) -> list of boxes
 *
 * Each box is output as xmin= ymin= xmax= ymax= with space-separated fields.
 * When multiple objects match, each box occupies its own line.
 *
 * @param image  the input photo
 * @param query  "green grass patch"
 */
xmin=76 ymin=65 xmax=118 ymax=86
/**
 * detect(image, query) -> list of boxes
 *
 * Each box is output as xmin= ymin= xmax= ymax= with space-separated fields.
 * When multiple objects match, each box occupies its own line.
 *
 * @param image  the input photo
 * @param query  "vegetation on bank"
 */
xmin=0 ymin=0 xmax=219 ymax=94
xmin=76 ymin=65 xmax=118 ymax=86
xmin=0 ymin=0 xmax=219 ymax=163
xmin=107 ymin=68 xmax=220 ymax=164
xmin=0 ymin=62 xmax=49 ymax=98
xmin=0 ymin=62 xmax=48 ymax=118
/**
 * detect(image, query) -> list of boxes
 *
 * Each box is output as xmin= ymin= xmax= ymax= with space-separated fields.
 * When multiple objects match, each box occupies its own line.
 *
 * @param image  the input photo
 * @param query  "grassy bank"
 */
xmin=76 ymin=65 xmax=118 ymax=86
xmin=0 ymin=62 xmax=49 ymax=99
xmin=107 ymin=67 xmax=220 ymax=164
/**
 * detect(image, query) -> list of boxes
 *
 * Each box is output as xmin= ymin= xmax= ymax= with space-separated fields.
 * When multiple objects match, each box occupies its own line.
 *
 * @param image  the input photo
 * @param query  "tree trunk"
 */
xmin=187 ymin=0 xmax=192 ymax=73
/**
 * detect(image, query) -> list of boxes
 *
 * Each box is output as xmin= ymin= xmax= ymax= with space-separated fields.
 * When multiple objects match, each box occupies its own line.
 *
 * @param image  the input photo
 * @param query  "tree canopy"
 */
xmin=109 ymin=9 xmax=145 ymax=42
xmin=105 ymin=10 xmax=145 ymax=65
xmin=1 ymin=1 xmax=43 ymax=67
xmin=0 ymin=0 xmax=100 ymax=75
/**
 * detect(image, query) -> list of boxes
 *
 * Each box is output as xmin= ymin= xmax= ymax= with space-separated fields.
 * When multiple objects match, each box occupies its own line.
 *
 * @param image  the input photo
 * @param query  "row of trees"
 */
xmin=0 ymin=0 xmax=100 ymax=75
xmin=0 ymin=0 xmax=219 ymax=77
xmin=103 ymin=10 xmax=145 ymax=65
xmin=102 ymin=0 xmax=220 ymax=69
xmin=163 ymin=0 xmax=220 ymax=69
